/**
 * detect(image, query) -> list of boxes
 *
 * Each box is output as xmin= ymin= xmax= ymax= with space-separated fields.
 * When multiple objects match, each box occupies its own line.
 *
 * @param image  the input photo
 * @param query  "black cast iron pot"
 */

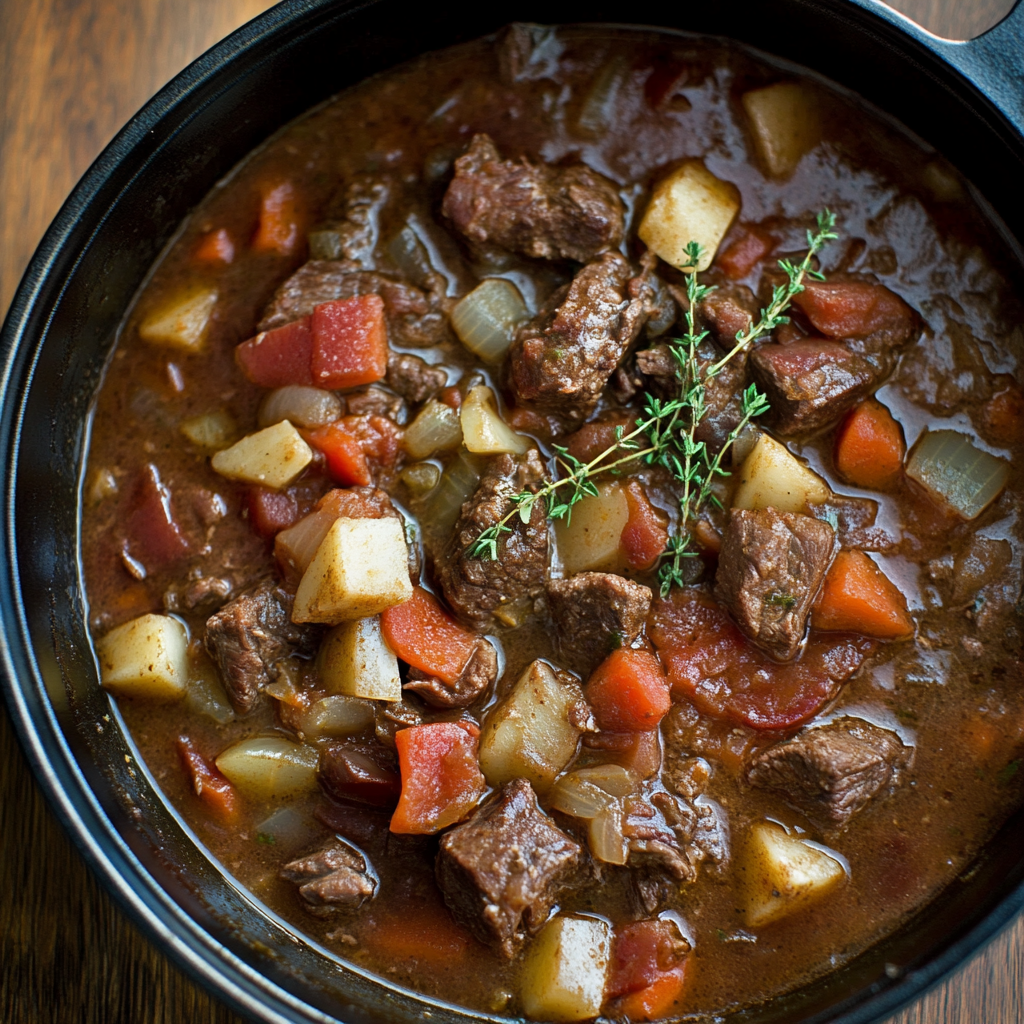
xmin=2 ymin=1 xmax=1024 ymax=1021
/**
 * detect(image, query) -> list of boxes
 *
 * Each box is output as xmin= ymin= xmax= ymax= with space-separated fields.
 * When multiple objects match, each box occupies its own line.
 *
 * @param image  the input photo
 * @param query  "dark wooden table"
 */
xmin=1 ymin=0 xmax=1021 ymax=1020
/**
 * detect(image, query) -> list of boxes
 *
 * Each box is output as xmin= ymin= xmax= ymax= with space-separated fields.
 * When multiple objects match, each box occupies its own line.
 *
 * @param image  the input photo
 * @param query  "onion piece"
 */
xmin=180 ymin=409 xmax=236 ymax=451
xmin=185 ymin=658 xmax=235 ymax=724
xmin=461 ymin=385 xmax=531 ymax=455
xmin=569 ymin=763 xmax=635 ymax=797
xmin=387 ymin=225 xmax=434 ymax=288
xmin=258 ymin=385 xmax=342 ymax=429
xmin=215 ymin=736 xmax=319 ymax=800
xmin=451 ymin=279 xmax=529 ymax=364
xmin=576 ymin=56 xmax=628 ymax=138
xmin=400 ymin=462 xmax=441 ymax=495
xmin=275 ymin=504 xmax=336 ymax=576
xmin=290 ymin=695 xmax=377 ymax=738
xmin=906 ymin=429 xmax=1009 ymax=520
xmin=420 ymin=450 xmax=485 ymax=538
xmin=589 ymin=804 xmax=629 ymax=866
xmin=548 ymin=775 xmax=616 ymax=820
xmin=403 ymin=399 xmax=463 ymax=459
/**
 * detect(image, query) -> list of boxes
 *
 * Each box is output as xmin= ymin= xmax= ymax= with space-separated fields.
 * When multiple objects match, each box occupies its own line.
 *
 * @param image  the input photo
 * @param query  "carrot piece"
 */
xmin=362 ymin=903 xmax=473 ymax=966
xmin=252 ymin=180 xmax=299 ymax=255
xmin=340 ymin=413 xmax=401 ymax=469
xmin=812 ymin=549 xmax=914 ymax=639
xmin=390 ymin=721 xmax=485 ymax=834
xmin=311 ymin=295 xmax=388 ymax=389
xmin=981 ymin=381 xmax=1024 ymax=446
xmin=606 ymin=919 xmax=690 ymax=1020
xmin=195 ymin=227 xmax=235 ymax=264
xmin=621 ymin=481 xmax=670 ymax=570
xmin=792 ymin=279 xmax=916 ymax=340
xmin=692 ymin=519 xmax=721 ymax=555
xmin=586 ymin=649 xmax=672 ymax=733
xmin=304 ymin=423 xmax=371 ymax=486
xmin=717 ymin=224 xmax=775 ymax=280
xmin=235 ymin=318 xmax=314 ymax=388
xmin=176 ymin=736 xmax=240 ymax=823
xmin=614 ymin=967 xmax=688 ymax=1021
xmin=380 ymin=587 xmax=478 ymax=684
xmin=834 ymin=398 xmax=905 ymax=489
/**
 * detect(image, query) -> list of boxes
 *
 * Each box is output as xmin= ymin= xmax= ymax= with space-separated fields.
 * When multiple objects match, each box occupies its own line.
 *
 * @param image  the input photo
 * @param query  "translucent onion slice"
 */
xmin=576 ymin=55 xmax=628 ymax=139
xmin=180 ymin=409 xmax=236 ymax=451
xmin=275 ymin=504 xmax=336 ymax=576
xmin=400 ymin=462 xmax=441 ymax=495
xmin=292 ymin=695 xmax=376 ymax=738
xmin=403 ymin=399 xmax=463 ymax=459
xmin=569 ymin=763 xmax=636 ymax=798
xmin=906 ymin=429 xmax=1010 ymax=520
xmin=185 ymin=659 xmax=235 ymax=724
xmin=589 ymin=804 xmax=629 ymax=866
xmin=461 ymin=385 xmax=531 ymax=455
xmin=258 ymin=385 xmax=342 ymax=429
xmin=420 ymin=450 xmax=485 ymax=537
xmin=451 ymin=279 xmax=529 ymax=364
xmin=548 ymin=775 xmax=616 ymax=820
xmin=215 ymin=737 xmax=319 ymax=800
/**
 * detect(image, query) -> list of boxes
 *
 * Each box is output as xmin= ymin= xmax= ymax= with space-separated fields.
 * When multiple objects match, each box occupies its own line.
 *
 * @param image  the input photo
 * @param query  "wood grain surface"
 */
xmin=0 ymin=0 xmax=1020 ymax=1021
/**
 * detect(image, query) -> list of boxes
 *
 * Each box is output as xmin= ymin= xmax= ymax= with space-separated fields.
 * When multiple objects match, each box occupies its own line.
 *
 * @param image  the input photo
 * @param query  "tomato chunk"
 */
xmin=390 ymin=721 xmax=485 ymax=834
xmin=194 ymin=227 xmax=235 ymax=264
xmin=649 ymin=590 xmax=875 ymax=730
xmin=235 ymin=318 xmax=314 ymax=388
xmin=717 ymin=224 xmax=775 ymax=280
xmin=177 ymin=736 xmax=240 ymax=823
xmin=304 ymin=423 xmax=371 ymax=486
xmin=792 ymin=280 xmax=916 ymax=339
xmin=380 ymin=587 xmax=478 ymax=684
xmin=311 ymin=295 xmax=388 ymax=389
xmin=586 ymin=649 xmax=671 ymax=733
xmin=621 ymin=481 xmax=669 ymax=570
xmin=252 ymin=180 xmax=299 ymax=255
xmin=248 ymin=487 xmax=301 ymax=538
xmin=812 ymin=549 xmax=914 ymax=639
xmin=606 ymin=919 xmax=689 ymax=1021
xmin=834 ymin=398 xmax=905 ymax=490
xmin=123 ymin=463 xmax=190 ymax=572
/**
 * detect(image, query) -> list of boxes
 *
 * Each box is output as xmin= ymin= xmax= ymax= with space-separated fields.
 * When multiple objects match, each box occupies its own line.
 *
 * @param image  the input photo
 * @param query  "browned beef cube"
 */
xmin=281 ymin=840 xmax=377 ymax=915
xmin=714 ymin=508 xmax=836 ymax=661
xmin=204 ymin=578 xmax=318 ymax=713
xmin=318 ymin=742 xmax=401 ymax=807
xmin=343 ymin=384 xmax=406 ymax=424
xmin=306 ymin=174 xmax=391 ymax=268
xmin=436 ymin=778 xmax=581 ymax=957
xmin=750 ymin=338 xmax=877 ymax=435
xmin=385 ymin=352 xmax=447 ymax=404
xmin=546 ymin=572 xmax=652 ymax=678
xmin=441 ymin=133 xmax=624 ymax=263
xmin=747 ymin=717 xmax=912 ymax=827
xmin=700 ymin=284 xmax=756 ymax=344
xmin=508 ymin=253 xmax=650 ymax=422
xmin=404 ymin=638 xmax=498 ymax=708
xmin=438 ymin=450 xmax=549 ymax=631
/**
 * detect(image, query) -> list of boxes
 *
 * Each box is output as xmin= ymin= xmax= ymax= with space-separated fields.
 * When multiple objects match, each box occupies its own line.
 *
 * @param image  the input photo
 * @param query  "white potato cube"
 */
xmin=520 ymin=915 xmax=611 ymax=1022
xmin=479 ymin=660 xmax=590 ymax=795
xmin=554 ymin=481 xmax=629 ymax=576
xmin=461 ymin=385 xmax=531 ymax=455
xmin=96 ymin=613 xmax=188 ymax=700
xmin=318 ymin=617 xmax=402 ymax=701
xmin=639 ymin=160 xmax=740 ymax=272
xmin=292 ymin=516 xmax=413 ymax=625
xmin=138 ymin=287 xmax=218 ymax=352
xmin=742 ymin=82 xmax=820 ymax=178
xmin=210 ymin=419 xmax=312 ymax=490
xmin=732 ymin=433 xmax=830 ymax=512
xmin=215 ymin=737 xmax=319 ymax=801
xmin=742 ymin=821 xmax=845 ymax=927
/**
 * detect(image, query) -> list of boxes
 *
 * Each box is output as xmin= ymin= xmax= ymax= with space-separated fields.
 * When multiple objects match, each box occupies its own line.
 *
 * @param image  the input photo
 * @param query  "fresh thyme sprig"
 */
xmin=468 ymin=210 xmax=839 ymax=594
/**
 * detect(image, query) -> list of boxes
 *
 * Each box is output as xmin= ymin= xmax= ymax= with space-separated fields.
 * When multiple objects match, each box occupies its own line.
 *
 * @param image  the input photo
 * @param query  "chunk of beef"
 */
xmin=508 ymin=253 xmax=650 ymax=422
xmin=405 ymin=637 xmax=498 ymax=708
xmin=436 ymin=778 xmax=581 ymax=958
xmin=281 ymin=840 xmax=377 ymax=915
xmin=343 ymin=384 xmax=407 ymax=424
xmin=318 ymin=742 xmax=401 ymax=807
xmin=307 ymin=175 xmax=390 ymax=268
xmin=204 ymin=578 xmax=317 ymax=714
xmin=164 ymin=575 xmax=232 ymax=615
xmin=751 ymin=338 xmax=878 ymax=435
xmin=546 ymin=573 xmax=652 ymax=678
xmin=715 ymin=508 xmax=836 ymax=661
xmin=438 ymin=450 xmax=549 ymax=630
xmin=442 ymin=133 xmax=624 ymax=263
xmin=259 ymin=261 xmax=448 ymax=347
xmin=386 ymin=352 xmax=447 ymax=404
xmin=747 ymin=717 xmax=912 ymax=827
xmin=373 ymin=699 xmax=424 ymax=749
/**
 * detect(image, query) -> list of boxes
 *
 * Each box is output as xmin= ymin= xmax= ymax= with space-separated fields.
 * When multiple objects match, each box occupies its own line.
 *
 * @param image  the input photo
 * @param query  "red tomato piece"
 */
xmin=585 ymin=728 xmax=663 ymax=778
xmin=235 ymin=318 xmax=314 ymax=388
xmin=247 ymin=487 xmax=300 ymax=538
xmin=792 ymin=280 xmax=916 ymax=340
xmin=380 ymin=587 xmax=478 ymax=685
xmin=311 ymin=295 xmax=388 ymax=389
xmin=194 ymin=227 xmax=235 ymax=264
xmin=717 ymin=224 xmax=776 ymax=280
xmin=649 ymin=590 xmax=875 ymax=730
xmin=252 ymin=180 xmax=299 ymax=255
xmin=176 ymin=736 xmax=240 ymax=823
xmin=621 ymin=481 xmax=669 ymax=570
xmin=340 ymin=413 xmax=401 ymax=470
xmin=586 ymin=649 xmax=672 ymax=733
xmin=123 ymin=463 xmax=190 ymax=572
xmin=607 ymin=919 xmax=690 ymax=1000
xmin=304 ymin=423 xmax=371 ymax=486
xmin=439 ymin=385 xmax=462 ymax=411
xmin=390 ymin=721 xmax=485 ymax=834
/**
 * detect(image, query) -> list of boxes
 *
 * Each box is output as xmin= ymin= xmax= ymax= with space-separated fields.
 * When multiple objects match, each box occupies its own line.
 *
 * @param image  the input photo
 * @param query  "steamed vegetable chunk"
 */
xmin=97 ymin=613 xmax=188 ymax=700
xmin=906 ymin=429 xmax=1010 ymax=520
xmin=742 ymin=82 xmax=820 ymax=177
xmin=215 ymin=737 xmax=319 ymax=800
xmin=318 ymin=616 xmax=402 ymax=701
xmin=554 ymin=480 xmax=630 ymax=575
xmin=138 ymin=286 xmax=218 ymax=351
xmin=452 ymin=278 xmax=530 ymax=363
xmin=210 ymin=420 xmax=313 ymax=489
xmin=732 ymin=433 xmax=830 ymax=512
xmin=293 ymin=516 xmax=413 ymax=624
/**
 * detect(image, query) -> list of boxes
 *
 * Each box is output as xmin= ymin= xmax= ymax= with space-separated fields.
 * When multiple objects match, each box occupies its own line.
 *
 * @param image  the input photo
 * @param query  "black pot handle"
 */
xmin=850 ymin=0 xmax=1024 ymax=138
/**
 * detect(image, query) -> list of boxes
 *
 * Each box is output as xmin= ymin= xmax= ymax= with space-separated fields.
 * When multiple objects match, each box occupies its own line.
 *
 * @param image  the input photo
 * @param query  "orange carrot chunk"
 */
xmin=380 ymin=587 xmax=478 ymax=684
xmin=812 ymin=549 xmax=914 ymax=639
xmin=586 ymin=649 xmax=672 ymax=733
xmin=195 ymin=227 xmax=235 ymax=264
xmin=176 ymin=736 xmax=240 ymax=823
xmin=834 ymin=398 xmax=905 ymax=489
xmin=621 ymin=481 xmax=670 ymax=570
xmin=311 ymin=294 xmax=388 ymax=389
xmin=605 ymin=919 xmax=690 ymax=1021
xmin=390 ymin=721 xmax=485 ymax=834
xmin=252 ymin=180 xmax=299 ymax=255
xmin=304 ymin=423 xmax=371 ymax=486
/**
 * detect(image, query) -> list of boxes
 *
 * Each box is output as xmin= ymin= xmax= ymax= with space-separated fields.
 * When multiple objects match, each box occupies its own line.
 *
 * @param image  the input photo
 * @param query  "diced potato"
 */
xmin=96 ymin=613 xmax=188 ymax=700
xmin=215 ymin=737 xmax=319 ymax=801
xmin=461 ymin=385 xmax=531 ymax=455
xmin=638 ymin=160 xmax=740 ymax=272
xmin=292 ymin=516 xmax=413 ymax=625
xmin=554 ymin=481 xmax=629 ymax=576
xmin=138 ymin=286 xmax=218 ymax=352
xmin=479 ymin=660 xmax=590 ymax=795
xmin=210 ymin=419 xmax=313 ymax=490
xmin=180 ymin=409 xmax=236 ymax=451
xmin=741 ymin=821 xmax=845 ymax=927
xmin=520 ymin=915 xmax=611 ymax=1022
xmin=732 ymin=433 xmax=830 ymax=512
xmin=742 ymin=82 xmax=820 ymax=178
xmin=318 ymin=616 xmax=402 ymax=701
xmin=287 ymin=695 xmax=376 ymax=739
